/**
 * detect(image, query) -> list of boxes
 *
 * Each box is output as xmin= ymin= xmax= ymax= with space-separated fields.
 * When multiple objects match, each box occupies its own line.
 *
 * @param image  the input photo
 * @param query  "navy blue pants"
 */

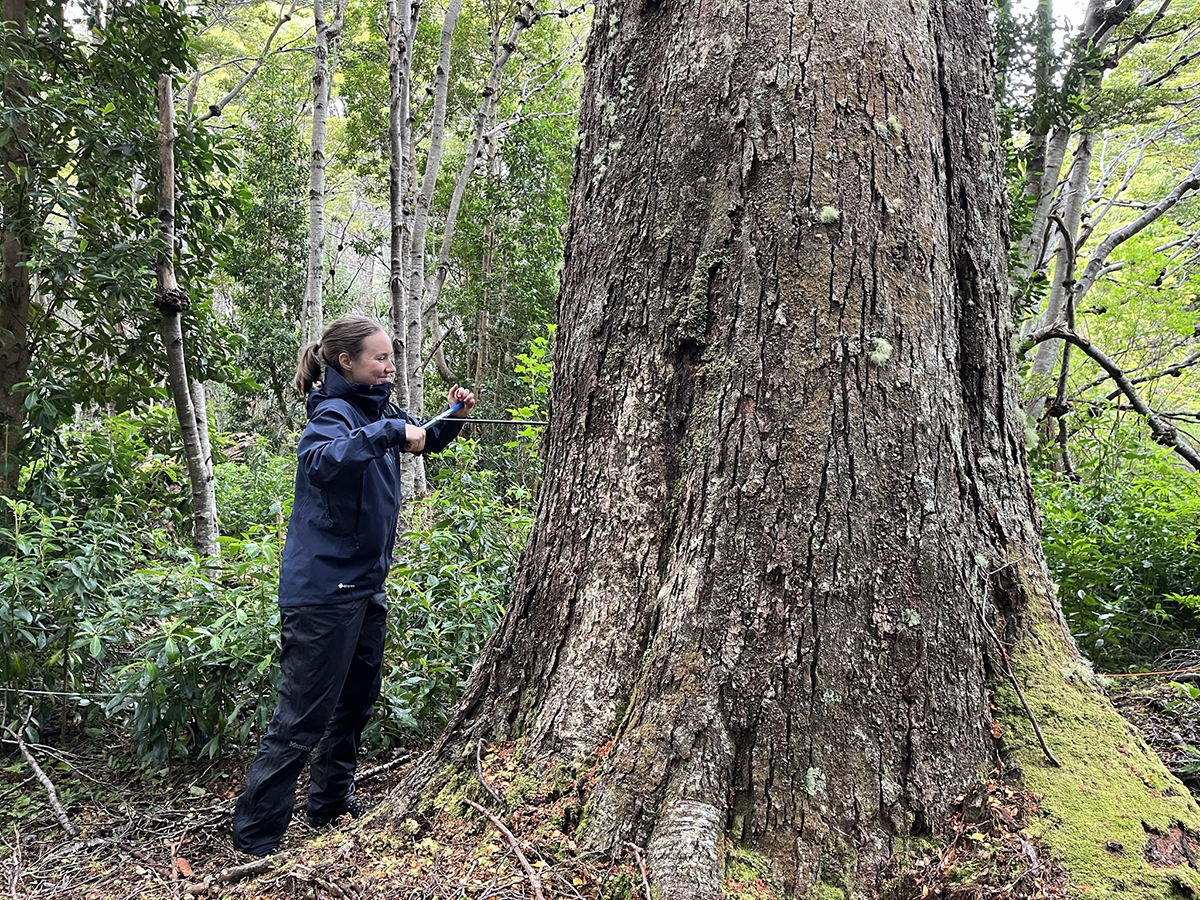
xmin=232 ymin=593 xmax=387 ymax=855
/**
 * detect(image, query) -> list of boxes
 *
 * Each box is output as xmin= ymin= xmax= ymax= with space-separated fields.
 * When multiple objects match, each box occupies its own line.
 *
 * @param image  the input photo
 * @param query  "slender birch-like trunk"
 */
xmin=401 ymin=0 xmax=463 ymax=495
xmin=404 ymin=0 xmax=463 ymax=417
xmin=155 ymin=76 xmax=219 ymax=559
xmin=300 ymin=0 xmax=347 ymax=346
xmin=1017 ymin=0 xmax=1143 ymax=339
xmin=421 ymin=0 xmax=537 ymax=357
xmin=1024 ymin=131 xmax=1094 ymax=421
xmin=388 ymin=0 xmax=412 ymax=407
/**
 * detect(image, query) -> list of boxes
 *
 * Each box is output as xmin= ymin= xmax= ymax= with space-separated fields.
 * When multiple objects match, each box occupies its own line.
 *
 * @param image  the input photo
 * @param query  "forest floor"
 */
xmin=1 ymin=678 xmax=1196 ymax=900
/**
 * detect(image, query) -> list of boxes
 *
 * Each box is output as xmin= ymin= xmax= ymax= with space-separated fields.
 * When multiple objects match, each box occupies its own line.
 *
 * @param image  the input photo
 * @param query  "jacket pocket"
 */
xmin=320 ymin=487 xmax=359 ymax=550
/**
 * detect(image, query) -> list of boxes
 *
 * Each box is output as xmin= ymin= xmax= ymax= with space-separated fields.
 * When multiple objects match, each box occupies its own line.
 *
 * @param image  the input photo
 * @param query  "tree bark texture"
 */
xmin=394 ymin=0 xmax=1128 ymax=897
xmin=156 ymin=76 xmax=219 ymax=559
xmin=0 ymin=0 xmax=31 ymax=502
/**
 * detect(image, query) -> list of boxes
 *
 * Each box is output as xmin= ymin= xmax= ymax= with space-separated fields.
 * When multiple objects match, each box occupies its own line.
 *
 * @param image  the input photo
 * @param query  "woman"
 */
xmin=232 ymin=316 xmax=475 ymax=856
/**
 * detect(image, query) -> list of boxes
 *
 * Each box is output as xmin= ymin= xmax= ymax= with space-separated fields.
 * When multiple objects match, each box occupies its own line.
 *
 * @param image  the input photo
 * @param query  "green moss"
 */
xmin=548 ymin=760 xmax=581 ymax=793
xmin=724 ymin=844 xmax=783 ymax=900
xmin=601 ymin=871 xmax=634 ymax=900
xmin=676 ymin=247 xmax=728 ymax=343
xmin=425 ymin=761 xmax=484 ymax=815
xmin=505 ymin=772 xmax=542 ymax=809
xmin=812 ymin=835 xmax=856 ymax=900
xmin=1000 ymin=567 xmax=1200 ymax=898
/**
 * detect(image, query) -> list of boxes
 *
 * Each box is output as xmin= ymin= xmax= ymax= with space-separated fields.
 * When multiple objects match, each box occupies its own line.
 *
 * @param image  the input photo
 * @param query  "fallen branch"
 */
xmin=464 ymin=798 xmax=544 ymax=900
xmin=356 ymin=752 xmax=411 ymax=783
xmin=6 ymin=709 xmax=76 ymax=836
xmin=976 ymin=579 xmax=1062 ymax=769
xmin=624 ymin=842 xmax=652 ymax=900
xmin=181 ymin=854 xmax=283 ymax=897
xmin=475 ymin=741 xmax=504 ymax=806
xmin=9 ymin=827 xmax=20 ymax=900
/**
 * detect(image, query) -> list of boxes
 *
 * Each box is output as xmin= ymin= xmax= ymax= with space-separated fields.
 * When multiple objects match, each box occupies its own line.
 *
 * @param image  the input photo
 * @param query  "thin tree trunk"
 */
xmin=0 ymin=0 xmax=31 ymax=504
xmin=421 ymin=0 xmax=538 ymax=335
xmin=389 ymin=0 xmax=1200 ymax=896
xmin=388 ymin=0 xmax=412 ymax=407
xmin=1025 ymin=131 xmax=1094 ymax=422
xmin=1017 ymin=0 xmax=1143 ymax=339
xmin=1012 ymin=0 xmax=1059 ymax=285
xmin=403 ymin=0 xmax=463 ymax=495
xmin=301 ymin=0 xmax=347 ymax=346
xmin=156 ymin=76 xmax=219 ymax=560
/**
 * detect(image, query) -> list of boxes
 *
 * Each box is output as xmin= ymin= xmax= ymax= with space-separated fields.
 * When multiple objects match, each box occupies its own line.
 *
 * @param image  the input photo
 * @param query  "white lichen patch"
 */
xmin=805 ymin=767 xmax=827 ymax=796
xmin=817 ymin=205 xmax=840 ymax=225
xmin=867 ymin=336 xmax=893 ymax=366
xmin=820 ymin=689 xmax=842 ymax=705
xmin=901 ymin=608 xmax=921 ymax=627
xmin=887 ymin=114 xmax=903 ymax=136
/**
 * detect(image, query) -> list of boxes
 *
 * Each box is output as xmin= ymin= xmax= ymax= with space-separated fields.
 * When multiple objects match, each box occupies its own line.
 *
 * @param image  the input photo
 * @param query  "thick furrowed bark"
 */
xmin=398 ymin=0 xmax=1061 ymax=895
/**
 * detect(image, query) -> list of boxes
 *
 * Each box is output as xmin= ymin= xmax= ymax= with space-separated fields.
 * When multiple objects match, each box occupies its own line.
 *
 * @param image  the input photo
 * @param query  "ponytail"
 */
xmin=293 ymin=341 xmax=325 ymax=395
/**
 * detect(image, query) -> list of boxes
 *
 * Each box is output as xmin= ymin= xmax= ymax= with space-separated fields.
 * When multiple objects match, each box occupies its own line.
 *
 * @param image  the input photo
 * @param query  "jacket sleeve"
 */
xmin=420 ymin=410 xmax=465 ymax=455
xmin=298 ymin=402 xmax=407 ymax=487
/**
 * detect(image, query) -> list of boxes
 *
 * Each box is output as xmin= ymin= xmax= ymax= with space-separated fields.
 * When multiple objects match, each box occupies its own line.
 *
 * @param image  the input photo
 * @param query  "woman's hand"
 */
xmin=404 ymin=424 xmax=427 ymax=453
xmin=448 ymin=385 xmax=477 ymax=417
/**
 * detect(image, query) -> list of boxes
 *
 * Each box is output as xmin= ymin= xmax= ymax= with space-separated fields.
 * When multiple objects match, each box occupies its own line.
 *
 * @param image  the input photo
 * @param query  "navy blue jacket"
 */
xmin=278 ymin=368 xmax=463 ymax=607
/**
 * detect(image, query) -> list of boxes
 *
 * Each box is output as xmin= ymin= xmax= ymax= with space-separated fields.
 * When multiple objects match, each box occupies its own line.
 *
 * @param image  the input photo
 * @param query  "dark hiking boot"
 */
xmin=305 ymin=787 xmax=367 ymax=829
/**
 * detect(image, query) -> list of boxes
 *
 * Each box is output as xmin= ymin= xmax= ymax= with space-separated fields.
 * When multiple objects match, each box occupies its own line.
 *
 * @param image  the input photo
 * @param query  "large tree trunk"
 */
xmin=0 ymin=0 xmax=31 ymax=503
xmin=389 ymin=0 xmax=1200 ymax=896
xmin=156 ymin=76 xmax=219 ymax=559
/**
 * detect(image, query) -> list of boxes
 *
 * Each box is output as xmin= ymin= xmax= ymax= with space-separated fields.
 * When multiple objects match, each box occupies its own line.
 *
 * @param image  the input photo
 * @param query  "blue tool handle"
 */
xmin=421 ymin=401 xmax=463 ymax=427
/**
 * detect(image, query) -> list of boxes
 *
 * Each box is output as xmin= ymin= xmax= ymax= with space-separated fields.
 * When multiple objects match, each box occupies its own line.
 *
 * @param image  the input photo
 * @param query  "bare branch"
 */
xmin=1112 ymin=0 xmax=1172 ymax=66
xmin=198 ymin=0 xmax=301 ymax=123
xmin=1023 ymin=324 xmax=1200 ymax=469
xmin=1074 ymin=158 xmax=1200 ymax=301
xmin=7 ymin=709 xmax=76 ymax=837
xmin=1103 ymin=348 xmax=1200 ymax=399
xmin=464 ymin=799 xmax=545 ymax=900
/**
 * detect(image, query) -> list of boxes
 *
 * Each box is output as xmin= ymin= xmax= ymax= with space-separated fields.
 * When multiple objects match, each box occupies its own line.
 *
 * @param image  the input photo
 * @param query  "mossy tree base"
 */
xmin=999 ymin=569 xmax=1200 ymax=898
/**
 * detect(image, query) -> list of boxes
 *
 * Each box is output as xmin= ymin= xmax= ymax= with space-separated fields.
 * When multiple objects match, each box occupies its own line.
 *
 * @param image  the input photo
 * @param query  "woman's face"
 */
xmin=341 ymin=330 xmax=396 ymax=385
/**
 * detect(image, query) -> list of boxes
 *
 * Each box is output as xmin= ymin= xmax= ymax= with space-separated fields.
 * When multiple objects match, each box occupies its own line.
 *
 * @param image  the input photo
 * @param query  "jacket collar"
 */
xmin=307 ymin=367 xmax=394 ymax=419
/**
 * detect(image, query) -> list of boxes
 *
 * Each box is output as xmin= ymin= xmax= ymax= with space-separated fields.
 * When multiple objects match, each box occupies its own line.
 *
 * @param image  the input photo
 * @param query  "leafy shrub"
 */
xmin=103 ymin=531 xmax=283 ymax=767
xmin=213 ymin=439 xmax=295 ymax=539
xmin=0 ymin=497 xmax=145 ymax=733
xmin=20 ymin=408 xmax=187 ymax=529
xmin=1034 ymin=461 xmax=1200 ymax=670
xmin=370 ymin=440 xmax=534 ymax=746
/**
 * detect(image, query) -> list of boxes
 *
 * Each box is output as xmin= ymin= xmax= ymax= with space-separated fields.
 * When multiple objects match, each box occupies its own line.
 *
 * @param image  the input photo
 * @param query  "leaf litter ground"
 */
xmin=1 ymin=683 xmax=1195 ymax=899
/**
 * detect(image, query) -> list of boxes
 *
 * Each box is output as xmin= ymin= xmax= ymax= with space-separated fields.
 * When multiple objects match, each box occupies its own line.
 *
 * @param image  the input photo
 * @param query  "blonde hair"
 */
xmin=293 ymin=316 xmax=385 ymax=395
